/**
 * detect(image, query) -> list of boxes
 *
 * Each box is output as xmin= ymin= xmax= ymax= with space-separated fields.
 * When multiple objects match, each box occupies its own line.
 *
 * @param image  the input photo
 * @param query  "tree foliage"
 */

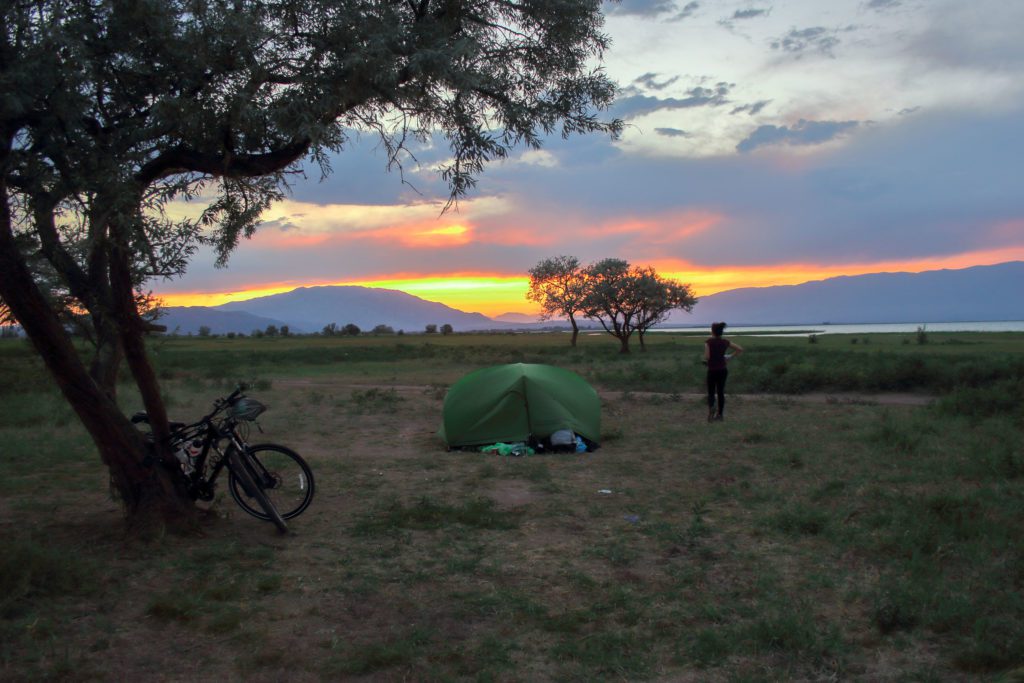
xmin=527 ymin=255 xmax=586 ymax=346
xmin=528 ymin=257 xmax=696 ymax=353
xmin=0 ymin=0 xmax=620 ymax=531
xmin=630 ymin=266 xmax=697 ymax=350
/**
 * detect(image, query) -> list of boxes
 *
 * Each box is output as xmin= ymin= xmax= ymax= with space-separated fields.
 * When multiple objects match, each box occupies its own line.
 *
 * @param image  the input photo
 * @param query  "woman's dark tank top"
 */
xmin=706 ymin=337 xmax=730 ymax=371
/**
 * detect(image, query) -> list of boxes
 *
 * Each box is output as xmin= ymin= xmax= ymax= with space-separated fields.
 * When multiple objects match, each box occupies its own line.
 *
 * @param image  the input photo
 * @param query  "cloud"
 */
xmin=717 ymin=6 xmax=771 ymax=30
xmin=732 ymin=8 xmax=770 ymax=20
xmin=612 ymin=83 xmax=733 ymax=119
xmin=634 ymin=73 xmax=681 ymax=91
xmin=905 ymin=3 xmax=1024 ymax=74
xmin=605 ymin=0 xmax=700 ymax=20
xmin=676 ymin=1 xmax=700 ymax=20
xmin=605 ymin=0 xmax=679 ymax=18
xmin=730 ymin=100 xmax=772 ymax=116
xmin=770 ymin=26 xmax=841 ymax=58
xmin=736 ymin=119 xmax=860 ymax=153
xmin=655 ymin=127 xmax=692 ymax=138
xmin=866 ymin=0 xmax=901 ymax=9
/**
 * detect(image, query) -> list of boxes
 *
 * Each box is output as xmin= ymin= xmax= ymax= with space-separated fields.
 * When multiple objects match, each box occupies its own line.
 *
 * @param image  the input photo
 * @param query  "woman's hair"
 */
xmin=711 ymin=321 xmax=727 ymax=337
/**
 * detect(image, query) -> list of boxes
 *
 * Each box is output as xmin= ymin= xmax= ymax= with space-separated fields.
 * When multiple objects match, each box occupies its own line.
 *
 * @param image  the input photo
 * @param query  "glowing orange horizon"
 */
xmin=155 ymin=248 xmax=1024 ymax=318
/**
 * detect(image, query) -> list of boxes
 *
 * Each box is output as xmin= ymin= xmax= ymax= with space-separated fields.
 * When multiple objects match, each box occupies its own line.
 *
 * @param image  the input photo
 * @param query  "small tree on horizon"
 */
xmin=527 ymin=256 xmax=587 ymax=347
xmin=632 ymin=266 xmax=697 ymax=351
xmin=441 ymin=323 xmax=454 ymax=335
xmin=581 ymin=259 xmax=637 ymax=353
xmin=425 ymin=324 xmax=438 ymax=334
xmin=580 ymin=260 xmax=696 ymax=353
xmin=342 ymin=323 xmax=361 ymax=336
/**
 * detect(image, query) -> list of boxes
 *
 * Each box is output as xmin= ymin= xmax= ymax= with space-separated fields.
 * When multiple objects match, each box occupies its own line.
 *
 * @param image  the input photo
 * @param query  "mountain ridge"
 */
xmin=154 ymin=261 xmax=1024 ymax=335
xmin=670 ymin=261 xmax=1024 ymax=326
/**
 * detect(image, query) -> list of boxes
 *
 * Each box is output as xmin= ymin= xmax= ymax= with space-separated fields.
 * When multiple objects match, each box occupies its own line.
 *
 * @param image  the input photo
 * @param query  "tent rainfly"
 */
xmin=439 ymin=363 xmax=600 ymax=448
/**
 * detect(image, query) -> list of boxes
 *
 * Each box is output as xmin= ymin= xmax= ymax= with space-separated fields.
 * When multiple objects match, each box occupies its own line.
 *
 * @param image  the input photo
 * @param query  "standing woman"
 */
xmin=704 ymin=322 xmax=743 ymax=422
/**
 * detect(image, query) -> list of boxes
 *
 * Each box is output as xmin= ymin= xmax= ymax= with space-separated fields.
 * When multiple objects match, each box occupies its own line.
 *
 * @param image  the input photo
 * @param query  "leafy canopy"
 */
xmin=3 ymin=0 xmax=621 ymax=322
xmin=527 ymin=255 xmax=697 ymax=351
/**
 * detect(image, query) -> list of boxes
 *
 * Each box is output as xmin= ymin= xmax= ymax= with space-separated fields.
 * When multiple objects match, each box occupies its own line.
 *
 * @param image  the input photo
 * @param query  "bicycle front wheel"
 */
xmin=228 ymin=444 xmax=315 ymax=521
xmin=227 ymin=448 xmax=289 ymax=533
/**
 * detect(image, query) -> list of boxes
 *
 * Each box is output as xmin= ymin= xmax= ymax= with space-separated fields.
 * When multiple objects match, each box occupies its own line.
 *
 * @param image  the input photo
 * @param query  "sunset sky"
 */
xmin=156 ymin=0 xmax=1024 ymax=318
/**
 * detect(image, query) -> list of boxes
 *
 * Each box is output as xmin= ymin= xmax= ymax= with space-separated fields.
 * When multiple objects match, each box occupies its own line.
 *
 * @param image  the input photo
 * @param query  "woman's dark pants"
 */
xmin=707 ymin=368 xmax=728 ymax=416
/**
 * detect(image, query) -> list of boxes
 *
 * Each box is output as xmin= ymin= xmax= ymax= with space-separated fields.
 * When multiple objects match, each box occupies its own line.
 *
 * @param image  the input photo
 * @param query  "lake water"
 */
xmin=653 ymin=321 xmax=1024 ymax=336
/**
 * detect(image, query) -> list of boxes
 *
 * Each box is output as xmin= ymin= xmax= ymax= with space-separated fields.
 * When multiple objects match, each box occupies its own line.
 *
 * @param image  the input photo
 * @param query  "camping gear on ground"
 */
xmin=549 ymin=429 xmax=575 ymax=447
xmin=480 ymin=442 xmax=535 ymax=457
xmin=439 ymin=363 xmax=601 ymax=450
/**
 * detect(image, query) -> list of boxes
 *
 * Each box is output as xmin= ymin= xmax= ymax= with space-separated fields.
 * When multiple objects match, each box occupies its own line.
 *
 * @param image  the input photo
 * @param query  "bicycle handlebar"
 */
xmin=136 ymin=386 xmax=249 ymax=431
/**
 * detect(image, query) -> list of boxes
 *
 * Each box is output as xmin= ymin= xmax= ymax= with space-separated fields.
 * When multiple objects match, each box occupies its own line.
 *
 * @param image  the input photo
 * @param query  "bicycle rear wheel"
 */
xmin=227 ymin=448 xmax=289 ymax=533
xmin=228 ymin=444 xmax=314 ymax=520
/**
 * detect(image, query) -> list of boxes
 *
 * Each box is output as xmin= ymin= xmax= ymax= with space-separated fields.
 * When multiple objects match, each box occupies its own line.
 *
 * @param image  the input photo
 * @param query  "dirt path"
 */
xmin=272 ymin=378 xmax=934 ymax=406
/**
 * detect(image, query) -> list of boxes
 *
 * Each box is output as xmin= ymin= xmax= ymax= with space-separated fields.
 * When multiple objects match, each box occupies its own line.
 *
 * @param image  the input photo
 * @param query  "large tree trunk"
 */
xmin=0 ymin=186 xmax=195 ymax=535
xmin=618 ymin=334 xmax=631 ymax=354
xmin=89 ymin=314 xmax=124 ymax=400
xmin=569 ymin=315 xmax=579 ymax=347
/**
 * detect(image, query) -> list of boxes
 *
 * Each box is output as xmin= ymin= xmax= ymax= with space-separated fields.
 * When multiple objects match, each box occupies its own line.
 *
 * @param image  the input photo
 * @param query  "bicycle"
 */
xmin=132 ymin=386 xmax=315 ymax=533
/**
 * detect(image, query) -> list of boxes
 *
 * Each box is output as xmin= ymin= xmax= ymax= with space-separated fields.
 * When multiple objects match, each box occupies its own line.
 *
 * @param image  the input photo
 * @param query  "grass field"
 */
xmin=1 ymin=331 xmax=1023 ymax=681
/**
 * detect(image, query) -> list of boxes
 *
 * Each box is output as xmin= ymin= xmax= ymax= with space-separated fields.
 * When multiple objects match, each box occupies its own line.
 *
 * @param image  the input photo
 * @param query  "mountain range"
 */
xmin=159 ymin=285 xmax=527 ymax=335
xmin=673 ymin=261 xmax=1024 ymax=326
xmin=156 ymin=261 xmax=1024 ymax=335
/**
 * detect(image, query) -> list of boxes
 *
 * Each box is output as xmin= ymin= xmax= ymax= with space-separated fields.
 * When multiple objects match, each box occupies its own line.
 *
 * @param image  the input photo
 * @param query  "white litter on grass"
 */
xmin=597 ymin=489 xmax=612 ymax=494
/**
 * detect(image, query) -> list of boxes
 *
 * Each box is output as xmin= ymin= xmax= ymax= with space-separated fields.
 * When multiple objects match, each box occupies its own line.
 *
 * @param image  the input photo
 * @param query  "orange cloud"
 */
xmin=357 ymin=222 xmax=477 ymax=248
xmin=655 ymin=245 xmax=1024 ymax=296
xmin=584 ymin=210 xmax=724 ymax=244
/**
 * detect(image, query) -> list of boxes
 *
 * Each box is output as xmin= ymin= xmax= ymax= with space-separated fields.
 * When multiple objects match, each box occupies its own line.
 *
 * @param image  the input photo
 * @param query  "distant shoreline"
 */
xmin=652 ymin=321 xmax=1024 ymax=335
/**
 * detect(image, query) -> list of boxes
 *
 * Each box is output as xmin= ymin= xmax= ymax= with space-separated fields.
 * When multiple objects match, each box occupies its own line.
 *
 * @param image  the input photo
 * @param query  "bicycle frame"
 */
xmin=136 ymin=388 xmax=262 ymax=500
xmin=133 ymin=387 xmax=295 ymax=533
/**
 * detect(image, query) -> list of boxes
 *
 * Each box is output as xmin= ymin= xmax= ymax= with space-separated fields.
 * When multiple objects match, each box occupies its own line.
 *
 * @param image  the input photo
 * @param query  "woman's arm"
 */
xmin=729 ymin=341 xmax=744 ymax=355
xmin=704 ymin=340 xmax=710 ymax=362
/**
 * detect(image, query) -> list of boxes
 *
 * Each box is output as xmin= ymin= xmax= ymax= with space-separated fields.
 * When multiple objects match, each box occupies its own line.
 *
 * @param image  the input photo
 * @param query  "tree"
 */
xmin=280 ymin=325 xmax=290 ymax=337
xmin=0 ymin=0 xmax=620 ymax=531
xmin=527 ymin=256 xmax=587 ymax=346
xmin=264 ymin=324 xmax=279 ymax=337
xmin=322 ymin=323 xmax=338 ymax=337
xmin=372 ymin=324 xmax=395 ymax=335
xmin=342 ymin=323 xmax=361 ymax=336
xmin=631 ymin=267 xmax=697 ymax=351
xmin=198 ymin=326 xmax=211 ymax=338
xmin=440 ymin=323 xmax=454 ymax=335
xmin=581 ymin=260 xmax=696 ymax=353
xmin=425 ymin=324 xmax=438 ymax=334
xmin=581 ymin=259 xmax=638 ymax=354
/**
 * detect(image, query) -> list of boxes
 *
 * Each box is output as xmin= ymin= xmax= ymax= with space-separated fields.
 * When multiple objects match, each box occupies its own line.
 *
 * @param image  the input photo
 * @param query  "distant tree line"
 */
xmin=175 ymin=322 xmax=463 ymax=338
xmin=528 ymin=256 xmax=697 ymax=353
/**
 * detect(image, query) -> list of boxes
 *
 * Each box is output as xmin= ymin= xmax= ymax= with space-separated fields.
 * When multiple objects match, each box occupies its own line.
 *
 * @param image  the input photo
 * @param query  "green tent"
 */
xmin=439 ymin=363 xmax=601 ymax=448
